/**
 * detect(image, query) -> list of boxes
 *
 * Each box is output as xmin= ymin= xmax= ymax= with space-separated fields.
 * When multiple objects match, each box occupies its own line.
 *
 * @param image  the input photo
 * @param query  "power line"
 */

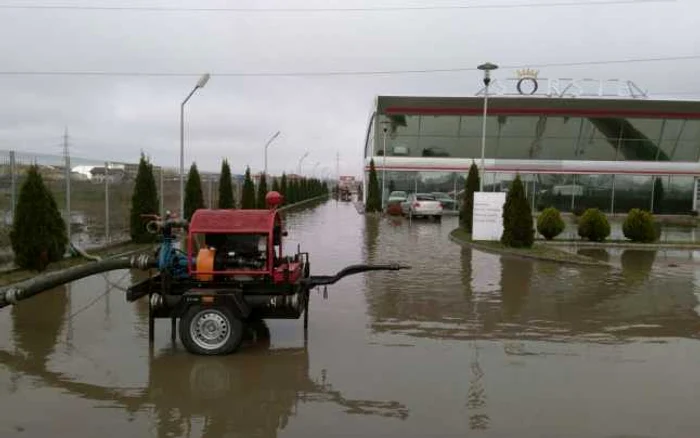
xmin=0 ymin=54 xmax=696 ymax=78
xmin=0 ymin=0 xmax=675 ymax=12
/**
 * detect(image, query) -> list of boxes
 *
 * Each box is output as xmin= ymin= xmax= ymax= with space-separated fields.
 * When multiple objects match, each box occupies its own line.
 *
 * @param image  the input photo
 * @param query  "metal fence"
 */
xmin=0 ymin=149 xmax=243 ymax=255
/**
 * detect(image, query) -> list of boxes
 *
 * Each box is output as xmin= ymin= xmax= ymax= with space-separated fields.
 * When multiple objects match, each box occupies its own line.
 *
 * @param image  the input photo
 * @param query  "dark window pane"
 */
xmin=416 ymin=194 xmax=436 ymax=201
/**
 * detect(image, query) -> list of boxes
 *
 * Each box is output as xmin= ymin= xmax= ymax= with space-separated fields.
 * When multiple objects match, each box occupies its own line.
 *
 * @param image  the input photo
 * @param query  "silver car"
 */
xmin=401 ymin=193 xmax=443 ymax=220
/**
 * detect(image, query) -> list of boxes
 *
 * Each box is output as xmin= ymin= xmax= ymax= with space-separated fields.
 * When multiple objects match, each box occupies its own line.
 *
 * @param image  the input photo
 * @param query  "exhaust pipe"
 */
xmin=246 ymin=293 xmax=301 ymax=311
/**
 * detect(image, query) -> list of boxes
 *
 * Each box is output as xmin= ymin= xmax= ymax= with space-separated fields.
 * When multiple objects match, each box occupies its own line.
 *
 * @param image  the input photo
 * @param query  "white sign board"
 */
xmin=472 ymin=192 xmax=507 ymax=241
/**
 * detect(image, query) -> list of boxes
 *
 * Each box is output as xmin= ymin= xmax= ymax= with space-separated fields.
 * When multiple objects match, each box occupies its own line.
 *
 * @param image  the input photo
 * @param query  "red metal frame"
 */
xmin=187 ymin=209 xmax=283 ymax=277
xmin=383 ymin=106 xmax=700 ymax=119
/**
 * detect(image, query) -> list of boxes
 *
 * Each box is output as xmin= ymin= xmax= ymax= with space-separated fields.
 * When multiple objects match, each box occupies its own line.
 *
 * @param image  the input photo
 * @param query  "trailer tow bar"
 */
xmin=304 ymin=263 xmax=410 ymax=288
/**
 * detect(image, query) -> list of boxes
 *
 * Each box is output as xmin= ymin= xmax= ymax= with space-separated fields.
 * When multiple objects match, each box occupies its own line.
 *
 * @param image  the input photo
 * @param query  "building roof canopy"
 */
xmin=377 ymin=96 xmax=700 ymax=119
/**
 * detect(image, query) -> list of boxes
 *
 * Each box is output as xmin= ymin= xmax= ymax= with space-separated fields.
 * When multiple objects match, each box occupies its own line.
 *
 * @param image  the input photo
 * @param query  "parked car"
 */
xmin=385 ymin=190 xmax=408 ymax=215
xmin=401 ymin=193 xmax=443 ymax=220
xmin=432 ymin=192 xmax=458 ymax=211
xmin=387 ymin=190 xmax=408 ymax=205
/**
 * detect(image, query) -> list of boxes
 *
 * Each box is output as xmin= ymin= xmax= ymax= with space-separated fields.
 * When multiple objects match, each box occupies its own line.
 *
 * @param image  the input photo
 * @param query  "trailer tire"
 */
xmin=179 ymin=305 xmax=244 ymax=356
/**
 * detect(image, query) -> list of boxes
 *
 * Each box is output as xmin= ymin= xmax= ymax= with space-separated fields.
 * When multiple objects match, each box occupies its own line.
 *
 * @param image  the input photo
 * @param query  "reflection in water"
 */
xmin=466 ymin=345 xmax=489 ymax=431
xmin=364 ymin=217 xmax=700 ymax=343
xmin=12 ymin=284 xmax=69 ymax=366
xmin=500 ymin=257 xmax=532 ymax=321
xmin=363 ymin=215 xmax=380 ymax=264
xmin=4 ymin=203 xmax=700 ymax=437
xmin=620 ymin=249 xmax=657 ymax=284
xmin=0 ymin=318 xmax=408 ymax=438
xmin=129 ymin=269 xmax=153 ymax=325
xmin=577 ymin=248 xmax=610 ymax=263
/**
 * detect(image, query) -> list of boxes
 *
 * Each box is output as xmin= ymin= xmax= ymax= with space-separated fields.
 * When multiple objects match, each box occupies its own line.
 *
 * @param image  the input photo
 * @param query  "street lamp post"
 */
xmin=477 ymin=62 xmax=498 ymax=192
xmin=180 ymin=73 xmax=210 ymax=217
xmin=381 ymin=121 xmax=390 ymax=208
xmin=263 ymin=130 xmax=281 ymax=178
xmin=297 ymin=151 xmax=310 ymax=175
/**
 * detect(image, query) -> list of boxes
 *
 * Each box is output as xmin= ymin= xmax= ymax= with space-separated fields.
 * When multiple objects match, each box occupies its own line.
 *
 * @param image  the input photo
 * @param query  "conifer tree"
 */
xmin=218 ymin=158 xmax=235 ymax=209
xmin=10 ymin=164 xmax=69 ymax=271
xmin=256 ymin=173 xmax=268 ymax=208
xmin=288 ymin=179 xmax=297 ymax=204
xmin=280 ymin=173 xmax=288 ymax=204
xmin=129 ymin=153 xmax=160 ymax=243
xmin=184 ymin=162 xmax=205 ymax=221
xmin=241 ymin=166 xmax=256 ymax=209
xmin=501 ymin=175 xmax=534 ymax=248
xmin=460 ymin=161 xmax=481 ymax=233
xmin=365 ymin=159 xmax=381 ymax=213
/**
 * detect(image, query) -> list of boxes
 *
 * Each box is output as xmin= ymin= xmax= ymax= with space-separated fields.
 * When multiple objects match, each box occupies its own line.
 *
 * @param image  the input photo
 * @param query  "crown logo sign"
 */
xmin=516 ymin=68 xmax=539 ymax=79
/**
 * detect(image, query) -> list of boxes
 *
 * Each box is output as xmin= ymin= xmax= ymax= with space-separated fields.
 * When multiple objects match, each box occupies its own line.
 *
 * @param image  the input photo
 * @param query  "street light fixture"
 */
xmin=263 ymin=130 xmax=281 ymax=178
xmin=180 ymin=73 xmax=211 ymax=216
xmin=477 ymin=62 xmax=498 ymax=192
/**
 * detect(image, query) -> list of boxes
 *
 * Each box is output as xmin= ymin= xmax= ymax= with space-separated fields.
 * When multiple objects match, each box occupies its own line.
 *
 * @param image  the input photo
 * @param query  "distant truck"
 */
xmin=338 ymin=176 xmax=358 ymax=193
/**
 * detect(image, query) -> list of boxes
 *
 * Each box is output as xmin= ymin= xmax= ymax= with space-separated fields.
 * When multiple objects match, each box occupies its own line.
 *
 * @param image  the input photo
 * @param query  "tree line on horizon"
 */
xmin=10 ymin=153 xmax=329 ymax=271
xmin=130 ymin=154 xmax=330 ymax=242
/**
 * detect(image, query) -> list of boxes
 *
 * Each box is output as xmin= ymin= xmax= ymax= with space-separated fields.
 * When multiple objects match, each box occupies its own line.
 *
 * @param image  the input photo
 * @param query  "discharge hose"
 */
xmin=0 ymin=254 xmax=157 ymax=309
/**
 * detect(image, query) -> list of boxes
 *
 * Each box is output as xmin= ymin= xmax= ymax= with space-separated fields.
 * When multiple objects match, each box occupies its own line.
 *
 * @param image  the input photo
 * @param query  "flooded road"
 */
xmin=1 ymin=200 xmax=700 ymax=437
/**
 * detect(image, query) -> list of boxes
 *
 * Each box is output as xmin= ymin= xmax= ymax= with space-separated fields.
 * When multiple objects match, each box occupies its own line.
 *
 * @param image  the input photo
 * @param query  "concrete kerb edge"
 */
xmin=277 ymin=195 xmax=330 ymax=213
xmin=448 ymin=229 xmax=611 ymax=267
xmin=538 ymin=240 xmax=700 ymax=250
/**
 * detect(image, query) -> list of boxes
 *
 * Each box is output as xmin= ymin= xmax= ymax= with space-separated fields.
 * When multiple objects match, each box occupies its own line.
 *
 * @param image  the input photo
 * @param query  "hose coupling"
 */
xmin=3 ymin=288 xmax=20 ymax=305
xmin=131 ymin=254 xmax=155 ymax=270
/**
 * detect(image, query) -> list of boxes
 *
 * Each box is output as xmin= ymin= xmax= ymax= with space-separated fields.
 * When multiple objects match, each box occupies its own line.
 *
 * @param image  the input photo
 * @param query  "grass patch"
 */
xmin=450 ymin=228 xmax=608 ymax=266
xmin=0 ymin=240 xmax=155 ymax=287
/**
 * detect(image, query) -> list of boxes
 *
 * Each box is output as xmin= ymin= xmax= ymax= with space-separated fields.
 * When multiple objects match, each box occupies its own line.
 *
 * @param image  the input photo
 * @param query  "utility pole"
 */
xmin=63 ymin=128 xmax=71 ymax=246
xmin=336 ymin=151 xmax=340 ymax=187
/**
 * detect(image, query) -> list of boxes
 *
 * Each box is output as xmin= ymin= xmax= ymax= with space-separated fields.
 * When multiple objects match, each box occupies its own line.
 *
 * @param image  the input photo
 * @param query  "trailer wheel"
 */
xmin=179 ymin=305 xmax=244 ymax=355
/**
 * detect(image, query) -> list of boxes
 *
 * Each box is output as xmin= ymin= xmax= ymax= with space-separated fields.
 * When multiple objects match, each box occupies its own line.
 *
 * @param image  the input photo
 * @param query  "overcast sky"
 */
xmin=0 ymin=0 xmax=698 ymax=178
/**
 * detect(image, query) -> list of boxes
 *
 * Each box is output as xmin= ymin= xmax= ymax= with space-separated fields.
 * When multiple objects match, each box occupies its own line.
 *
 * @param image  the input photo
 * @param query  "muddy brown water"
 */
xmin=1 ymin=200 xmax=700 ymax=437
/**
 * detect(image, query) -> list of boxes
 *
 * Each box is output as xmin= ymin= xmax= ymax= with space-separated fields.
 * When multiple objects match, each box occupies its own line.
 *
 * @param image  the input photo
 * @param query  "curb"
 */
xmin=538 ymin=240 xmax=700 ymax=250
xmin=277 ymin=195 xmax=329 ymax=213
xmin=449 ymin=230 xmax=611 ymax=267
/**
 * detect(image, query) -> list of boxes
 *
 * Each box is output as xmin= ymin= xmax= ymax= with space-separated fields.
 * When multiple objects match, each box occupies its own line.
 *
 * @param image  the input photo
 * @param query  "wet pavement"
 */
xmin=1 ymin=200 xmax=700 ymax=437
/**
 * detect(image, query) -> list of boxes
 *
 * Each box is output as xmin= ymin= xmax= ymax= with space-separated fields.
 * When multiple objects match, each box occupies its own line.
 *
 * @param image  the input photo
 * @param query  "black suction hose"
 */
xmin=0 ymin=254 xmax=157 ymax=309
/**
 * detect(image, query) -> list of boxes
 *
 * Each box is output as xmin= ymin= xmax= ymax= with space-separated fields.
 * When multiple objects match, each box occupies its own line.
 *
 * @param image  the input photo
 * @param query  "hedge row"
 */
xmin=536 ymin=207 xmax=659 ymax=243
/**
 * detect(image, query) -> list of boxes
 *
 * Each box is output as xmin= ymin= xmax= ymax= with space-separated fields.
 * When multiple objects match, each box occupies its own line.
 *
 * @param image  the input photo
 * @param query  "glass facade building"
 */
xmin=363 ymin=96 xmax=700 ymax=214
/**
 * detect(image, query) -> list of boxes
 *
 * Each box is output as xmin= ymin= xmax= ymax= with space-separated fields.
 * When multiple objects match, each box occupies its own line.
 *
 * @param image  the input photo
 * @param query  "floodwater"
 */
xmin=1 ymin=200 xmax=700 ymax=437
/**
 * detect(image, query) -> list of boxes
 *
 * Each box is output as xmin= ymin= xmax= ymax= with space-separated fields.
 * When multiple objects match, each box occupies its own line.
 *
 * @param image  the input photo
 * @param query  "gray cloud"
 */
xmin=0 ymin=0 xmax=697 ymax=177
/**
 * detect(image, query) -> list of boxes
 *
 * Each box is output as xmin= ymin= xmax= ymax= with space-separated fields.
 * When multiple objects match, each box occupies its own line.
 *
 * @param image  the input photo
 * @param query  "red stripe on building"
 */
xmin=384 ymin=106 xmax=700 ymax=119
xmin=364 ymin=165 xmax=700 ymax=176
